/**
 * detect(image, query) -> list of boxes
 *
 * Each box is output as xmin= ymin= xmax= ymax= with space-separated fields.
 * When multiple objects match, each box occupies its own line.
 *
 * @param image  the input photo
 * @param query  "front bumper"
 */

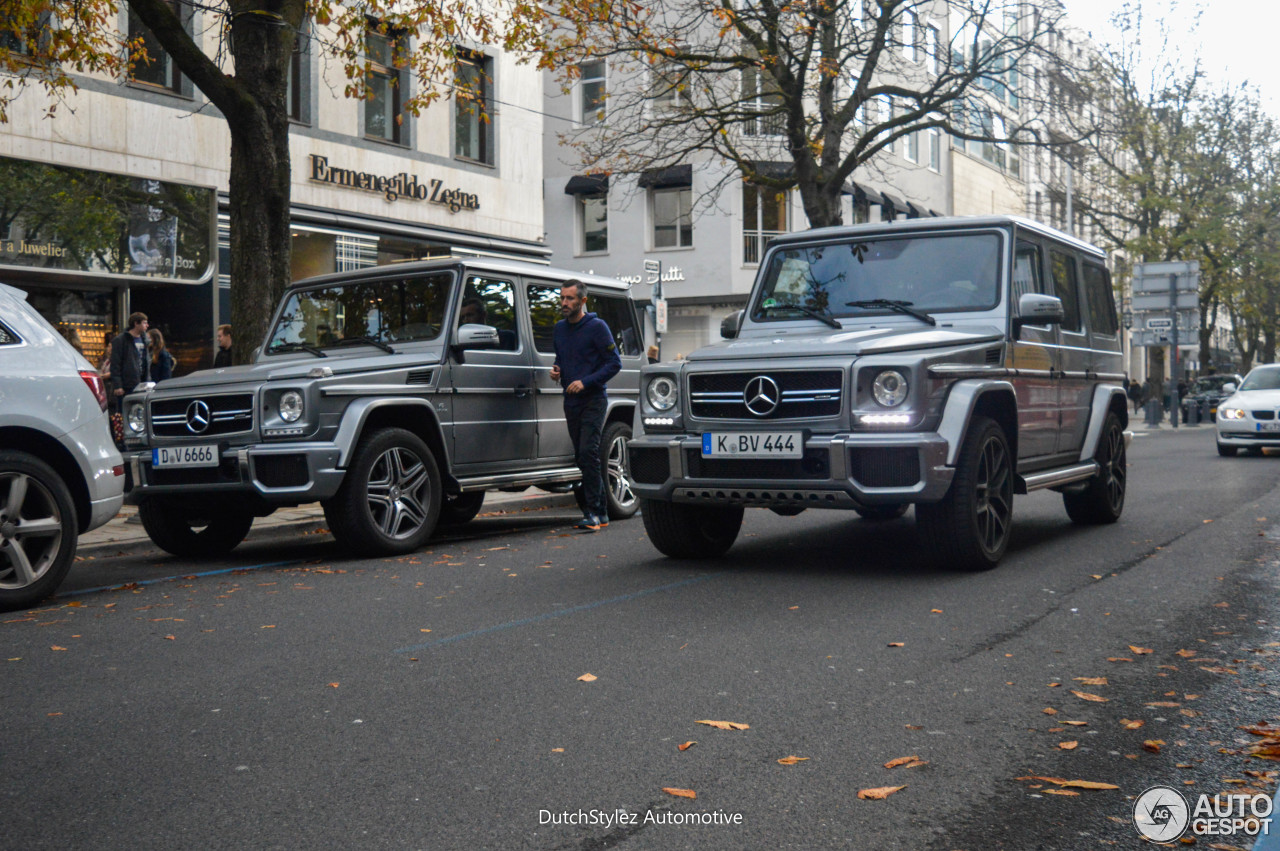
xmin=626 ymin=432 xmax=954 ymax=509
xmin=126 ymin=442 xmax=345 ymax=505
xmin=1216 ymin=427 xmax=1280 ymax=447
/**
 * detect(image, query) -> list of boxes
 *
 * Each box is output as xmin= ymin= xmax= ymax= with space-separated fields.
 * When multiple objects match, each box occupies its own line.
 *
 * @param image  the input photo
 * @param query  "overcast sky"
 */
xmin=1061 ymin=0 xmax=1280 ymax=114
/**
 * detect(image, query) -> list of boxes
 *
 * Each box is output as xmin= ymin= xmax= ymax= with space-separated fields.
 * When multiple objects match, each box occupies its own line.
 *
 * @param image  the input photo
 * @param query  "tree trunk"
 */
xmin=796 ymin=181 xmax=845 ymax=229
xmin=225 ymin=14 xmax=295 ymax=365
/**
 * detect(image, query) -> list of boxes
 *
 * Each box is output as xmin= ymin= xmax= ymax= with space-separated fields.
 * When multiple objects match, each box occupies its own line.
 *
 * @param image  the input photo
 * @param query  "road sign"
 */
xmin=644 ymin=260 xmax=661 ymax=285
xmin=1145 ymin=317 xmax=1172 ymax=329
xmin=1132 ymin=260 xmax=1200 ymax=294
xmin=1132 ymin=292 xmax=1200 ymax=311
xmin=1132 ymin=330 xmax=1200 ymax=347
xmin=655 ymin=297 xmax=668 ymax=334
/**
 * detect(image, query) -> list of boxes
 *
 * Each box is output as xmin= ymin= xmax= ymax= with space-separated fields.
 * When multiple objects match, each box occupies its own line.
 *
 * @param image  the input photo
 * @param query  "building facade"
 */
xmin=0 ymin=15 xmax=546 ymax=374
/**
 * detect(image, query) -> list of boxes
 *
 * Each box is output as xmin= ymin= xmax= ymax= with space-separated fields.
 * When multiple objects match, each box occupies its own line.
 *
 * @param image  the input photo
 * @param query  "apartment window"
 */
xmin=128 ymin=1 xmax=183 ymax=93
xmin=904 ymin=130 xmax=919 ymax=163
xmin=0 ymin=11 xmax=51 ymax=55
xmin=365 ymin=29 xmax=406 ymax=144
xmin=286 ymin=25 xmax=312 ymax=123
xmin=743 ymin=184 xmax=787 ymax=265
xmin=455 ymin=51 xmax=493 ymax=163
xmin=926 ymin=24 xmax=940 ymax=75
xmin=928 ymin=127 xmax=941 ymax=171
xmin=653 ymin=187 xmax=692 ymax=248
xmin=579 ymin=194 xmax=608 ymax=254
xmin=742 ymin=66 xmax=784 ymax=136
xmin=902 ymin=11 xmax=919 ymax=62
xmin=651 ymin=56 xmax=692 ymax=112
xmin=579 ymin=61 xmax=606 ymax=124
xmin=879 ymin=95 xmax=894 ymax=154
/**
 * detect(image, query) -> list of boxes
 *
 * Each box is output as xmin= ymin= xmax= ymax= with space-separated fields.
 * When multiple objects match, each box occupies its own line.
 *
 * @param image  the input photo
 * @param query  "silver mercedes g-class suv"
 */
xmin=628 ymin=216 xmax=1131 ymax=570
xmin=122 ymin=258 xmax=643 ymax=556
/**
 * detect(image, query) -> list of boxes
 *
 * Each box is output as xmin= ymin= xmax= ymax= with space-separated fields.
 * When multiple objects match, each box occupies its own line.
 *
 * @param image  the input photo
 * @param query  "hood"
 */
xmin=148 ymin=349 xmax=444 ymax=392
xmin=686 ymin=324 xmax=1006 ymax=362
xmin=1223 ymin=388 xmax=1280 ymax=409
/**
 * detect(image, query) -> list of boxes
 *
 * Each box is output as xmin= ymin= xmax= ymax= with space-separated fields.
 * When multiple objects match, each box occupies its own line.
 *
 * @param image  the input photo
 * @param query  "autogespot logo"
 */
xmin=1134 ymin=786 xmax=1191 ymax=841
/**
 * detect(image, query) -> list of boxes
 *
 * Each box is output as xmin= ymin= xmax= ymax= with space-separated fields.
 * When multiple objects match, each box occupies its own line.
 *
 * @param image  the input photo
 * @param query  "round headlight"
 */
xmin=279 ymin=391 xmax=304 ymax=423
xmin=647 ymin=376 xmax=678 ymax=412
xmin=127 ymin=403 xmax=146 ymax=433
xmin=872 ymin=370 xmax=909 ymax=407
xmin=1219 ymin=407 xmax=1244 ymax=420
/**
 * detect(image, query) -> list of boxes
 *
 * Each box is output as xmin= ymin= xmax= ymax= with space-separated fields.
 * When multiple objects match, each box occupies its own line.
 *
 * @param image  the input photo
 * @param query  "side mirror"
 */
xmin=720 ymin=309 xmax=744 ymax=340
xmin=1011 ymin=293 xmax=1065 ymax=340
xmin=451 ymin=323 xmax=500 ymax=358
xmin=1222 ymin=382 xmax=1237 ymax=394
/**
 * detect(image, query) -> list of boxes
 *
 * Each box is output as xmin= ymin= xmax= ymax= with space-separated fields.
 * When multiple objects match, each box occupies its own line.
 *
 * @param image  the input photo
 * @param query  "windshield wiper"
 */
xmin=844 ymin=299 xmax=937 ymax=326
xmin=757 ymin=303 xmax=841 ymax=329
xmin=267 ymin=341 xmax=327 ymax=358
xmin=334 ymin=335 xmax=396 ymax=354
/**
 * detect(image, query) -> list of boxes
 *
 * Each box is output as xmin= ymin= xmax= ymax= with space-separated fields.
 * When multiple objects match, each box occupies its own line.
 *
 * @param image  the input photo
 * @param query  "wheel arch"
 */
xmin=334 ymin=399 xmax=453 ymax=487
xmin=0 ymin=427 xmax=91 ymax=533
xmin=1078 ymin=386 xmax=1130 ymax=463
xmin=605 ymin=401 xmax=635 ymax=429
xmin=937 ymin=380 xmax=1017 ymax=466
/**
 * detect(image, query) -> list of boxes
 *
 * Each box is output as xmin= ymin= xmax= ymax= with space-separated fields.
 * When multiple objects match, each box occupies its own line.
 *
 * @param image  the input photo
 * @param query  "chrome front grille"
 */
xmin=151 ymin=393 xmax=254 ymax=437
xmin=689 ymin=370 xmax=843 ymax=420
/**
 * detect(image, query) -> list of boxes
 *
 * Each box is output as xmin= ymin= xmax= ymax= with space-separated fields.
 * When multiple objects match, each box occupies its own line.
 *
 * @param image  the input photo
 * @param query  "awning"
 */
xmin=843 ymin=181 xmax=884 ymax=206
xmin=749 ymin=160 xmax=794 ymax=182
xmin=879 ymin=191 xmax=906 ymax=212
xmin=929 ymin=208 xmax=945 ymax=218
xmin=637 ymin=164 xmax=693 ymax=189
xmin=906 ymin=201 xmax=929 ymax=219
xmin=564 ymin=174 xmax=609 ymax=195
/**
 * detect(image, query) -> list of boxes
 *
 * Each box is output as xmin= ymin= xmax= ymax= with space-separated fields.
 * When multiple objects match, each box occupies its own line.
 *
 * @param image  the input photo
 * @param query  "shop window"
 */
xmin=365 ymin=27 xmax=406 ymax=144
xmin=652 ymin=186 xmax=692 ymax=249
xmin=579 ymin=194 xmax=608 ymax=254
xmin=455 ymin=51 xmax=493 ymax=164
xmin=128 ymin=0 xmax=185 ymax=94
xmin=579 ymin=60 xmax=606 ymax=124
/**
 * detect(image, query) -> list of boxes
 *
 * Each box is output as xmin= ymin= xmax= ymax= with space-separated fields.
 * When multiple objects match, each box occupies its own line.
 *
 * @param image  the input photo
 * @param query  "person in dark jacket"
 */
xmin=148 ymin=327 xmax=175 ymax=382
xmin=550 ymin=279 xmax=621 ymax=532
xmin=214 ymin=324 xmax=233 ymax=368
xmin=109 ymin=312 xmax=150 ymax=407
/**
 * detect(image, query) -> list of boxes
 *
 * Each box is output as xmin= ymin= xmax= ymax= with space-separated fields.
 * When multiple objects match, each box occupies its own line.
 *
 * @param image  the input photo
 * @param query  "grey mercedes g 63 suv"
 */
xmin=122 ymin=258 xmax=643 ymax=556
xmin=627 ymin=216 xmax=1131 ymax=570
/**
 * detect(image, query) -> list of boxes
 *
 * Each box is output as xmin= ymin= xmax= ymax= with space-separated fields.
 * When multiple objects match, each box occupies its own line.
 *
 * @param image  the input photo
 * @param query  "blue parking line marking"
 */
xmin=393 ymin=572 xmax=727 ymax=653
xmin=57 ymin=559 xmax=306 ymax=599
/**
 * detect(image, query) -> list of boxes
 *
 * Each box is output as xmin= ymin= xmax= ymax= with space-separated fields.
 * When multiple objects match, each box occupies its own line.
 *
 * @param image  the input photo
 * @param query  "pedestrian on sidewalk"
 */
xmin=1128 ymin=378 xmax=1142 ymax=414
xmin=549 ymin=279 xmax=621 ymax=533
xmin=109 ymin=312 xmax=150 ymax=405
xmin=214 ymin=324 xmax=233 ymax=368
xmin=148 ymin=327 xmax=175 ymax=382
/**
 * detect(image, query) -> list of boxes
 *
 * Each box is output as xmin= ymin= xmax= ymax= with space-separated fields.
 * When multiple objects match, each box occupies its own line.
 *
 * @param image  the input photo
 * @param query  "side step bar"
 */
xmin=1017 ymin=462 xmax=1099 ymax=494
xmin=455 ymin=466 xmax=581 ymax=492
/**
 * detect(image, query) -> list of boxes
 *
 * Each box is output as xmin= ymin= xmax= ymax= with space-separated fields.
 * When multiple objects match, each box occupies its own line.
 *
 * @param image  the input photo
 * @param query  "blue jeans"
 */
xmin=566 ymin=395 xmax=607 ymax=519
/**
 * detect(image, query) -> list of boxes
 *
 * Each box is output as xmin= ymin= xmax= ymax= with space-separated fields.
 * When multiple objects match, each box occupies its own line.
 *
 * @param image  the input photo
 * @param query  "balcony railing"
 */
xmin=743 ymin=230 xmax=785 ymax=265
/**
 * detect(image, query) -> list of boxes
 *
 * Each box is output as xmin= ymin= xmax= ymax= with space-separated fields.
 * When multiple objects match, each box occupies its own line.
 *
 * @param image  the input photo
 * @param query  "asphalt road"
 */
xmin=5 ymin=425 xmax=1280 ymax=850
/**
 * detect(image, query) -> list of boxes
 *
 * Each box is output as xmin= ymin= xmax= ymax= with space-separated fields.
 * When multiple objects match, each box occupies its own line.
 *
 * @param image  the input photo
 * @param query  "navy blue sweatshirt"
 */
xmin=553 ymin=312 xmax=621 ymax=406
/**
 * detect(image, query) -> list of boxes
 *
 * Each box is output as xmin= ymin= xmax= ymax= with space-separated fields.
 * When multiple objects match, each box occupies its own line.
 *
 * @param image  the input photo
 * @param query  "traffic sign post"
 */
xmin=1131 ymin=261 xmax=1201 ymax=428
xmin=644 ymin=259 xmax=664 ymax=351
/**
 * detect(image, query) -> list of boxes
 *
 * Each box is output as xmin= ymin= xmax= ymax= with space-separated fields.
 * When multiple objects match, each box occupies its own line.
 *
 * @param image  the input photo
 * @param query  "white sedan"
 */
xmin=1216 ymin=364 xmax=1280 ymax=456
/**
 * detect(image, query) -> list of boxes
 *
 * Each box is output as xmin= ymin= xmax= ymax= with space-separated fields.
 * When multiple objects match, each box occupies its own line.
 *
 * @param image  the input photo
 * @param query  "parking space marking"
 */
xmin=393 ymin=572 xmax=728 ymax=653
xmin=56 ymin=559 xmax=307 ymax=599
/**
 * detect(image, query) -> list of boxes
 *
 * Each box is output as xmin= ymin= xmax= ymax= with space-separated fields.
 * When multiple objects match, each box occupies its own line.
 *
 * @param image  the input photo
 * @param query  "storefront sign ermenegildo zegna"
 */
xmin=308 ymin=154 xmax=480 ymax=212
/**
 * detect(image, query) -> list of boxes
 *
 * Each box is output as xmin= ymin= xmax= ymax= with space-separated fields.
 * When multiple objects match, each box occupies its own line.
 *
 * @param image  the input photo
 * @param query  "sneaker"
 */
xmin=596 ymin=517 xmax=609 ymax=529
xmin=575 ymin=515 xmax=601 ymax=532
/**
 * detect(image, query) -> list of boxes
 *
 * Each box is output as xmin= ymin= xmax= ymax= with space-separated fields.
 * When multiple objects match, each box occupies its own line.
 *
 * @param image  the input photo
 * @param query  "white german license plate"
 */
xmin=702 ymin=432 xmax=802 ymax=458
xmin=1258 ymin=422 xmax=1280 ymax=432
xmin=153 ymin=444 xmax=219 ymax=468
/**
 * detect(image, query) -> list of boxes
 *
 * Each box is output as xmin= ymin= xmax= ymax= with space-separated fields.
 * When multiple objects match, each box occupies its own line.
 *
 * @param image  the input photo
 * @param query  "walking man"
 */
xmin=214 ymin=324 xmax=233 ymax=368
xmin=549 ymin=279 xmax=621 ymax=532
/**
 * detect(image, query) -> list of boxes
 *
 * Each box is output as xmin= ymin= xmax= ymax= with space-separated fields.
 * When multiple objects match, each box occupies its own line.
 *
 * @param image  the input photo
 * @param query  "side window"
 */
xmin=460 ymin=276 xmax=518 ymax=351
xmin=1049 ymin=249 xmax=1082 ymax=333
xmin=0 ymin=320 xmax=18 ymax=345
xmin=1082 ymin=263 xmax=1118 ymax=336
xmin=1013 ymin=240 xmax=1045 ymax=303
xmin=527 ymin=284 xmax=560 ymax=354
xmin=592 ymin=294 xmax=642 ymax=357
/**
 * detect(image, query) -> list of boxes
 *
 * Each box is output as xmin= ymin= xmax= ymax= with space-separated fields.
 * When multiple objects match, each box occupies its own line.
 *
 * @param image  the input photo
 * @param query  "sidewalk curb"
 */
xmin=76 ymin=492 xmax=579 ymax=560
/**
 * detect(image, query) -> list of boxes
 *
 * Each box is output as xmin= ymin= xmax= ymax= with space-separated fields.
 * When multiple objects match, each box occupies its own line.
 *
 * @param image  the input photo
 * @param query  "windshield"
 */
xmin=753 ymin=233 xmax=1002 ymax=321
xmin=1239 ymin=368 xmax=1280 ymax=392
xmin=1193 ymin=375 xmax=1237 ymax=393
xmin=267 ymin=273 xmax=451 ymax=353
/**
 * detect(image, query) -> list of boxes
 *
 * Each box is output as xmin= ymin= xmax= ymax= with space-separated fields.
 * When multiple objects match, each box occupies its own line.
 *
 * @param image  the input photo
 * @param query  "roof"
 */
xmin=769 ymin=215 xmax=1107 ymax=259
xmin=286 ymin=256 xmax=634 ymax=294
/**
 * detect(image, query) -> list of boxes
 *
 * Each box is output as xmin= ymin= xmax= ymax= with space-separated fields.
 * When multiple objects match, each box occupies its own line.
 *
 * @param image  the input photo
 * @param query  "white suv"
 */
xmin=0 ymin=283 xmax=125 ymax=610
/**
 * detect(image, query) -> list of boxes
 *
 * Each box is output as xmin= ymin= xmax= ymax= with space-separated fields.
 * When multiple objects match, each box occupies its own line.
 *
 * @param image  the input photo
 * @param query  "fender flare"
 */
xmin=1078 ymin=385 xmax=1129 ymax=462
xmin=333 ymin=397 xmax=448 ymax=469
xmin=937 ymin=379 xmax=1017 ymax=466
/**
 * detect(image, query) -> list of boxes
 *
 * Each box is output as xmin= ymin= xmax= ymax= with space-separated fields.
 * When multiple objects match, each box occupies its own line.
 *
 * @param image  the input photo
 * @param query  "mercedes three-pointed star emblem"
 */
xmin=185 ymin=400 xmax=211 ymax=434
xmin=743 ymin=375 xmax=780 ymax=417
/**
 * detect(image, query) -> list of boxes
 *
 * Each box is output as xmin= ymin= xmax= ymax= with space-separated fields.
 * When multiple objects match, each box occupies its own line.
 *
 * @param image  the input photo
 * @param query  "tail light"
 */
xmin=79 ymin=370 xmax=108 ymax=411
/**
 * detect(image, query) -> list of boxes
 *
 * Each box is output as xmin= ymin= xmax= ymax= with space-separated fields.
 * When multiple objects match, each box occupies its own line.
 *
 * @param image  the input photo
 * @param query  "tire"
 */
xmin=1063 ymin=412 xmax=1127 ymax=525
xmin=0 ymin=451 xmax=78 ymax=612
xmin=438 ymin=491 xmax=485 ymax=527
xmin=1245 ymin=446 xmax=1265 ymax=457
xmin=855 ymin=503 xmax=909 ymax=521
xmin=916 ymin=416 xmax=1013 ymax=571
xmin=602 ymin=420 xmax=639 ymax=520
xmin=137 ymin=497 xmax=254 ymax=558
xmin=322 ymin=428 xmax=441 ymax=555
xmin=640 ymin=498 xmax=743 ymax=559
xmin=1217 ymin=442 xmax=1238 ymax=457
